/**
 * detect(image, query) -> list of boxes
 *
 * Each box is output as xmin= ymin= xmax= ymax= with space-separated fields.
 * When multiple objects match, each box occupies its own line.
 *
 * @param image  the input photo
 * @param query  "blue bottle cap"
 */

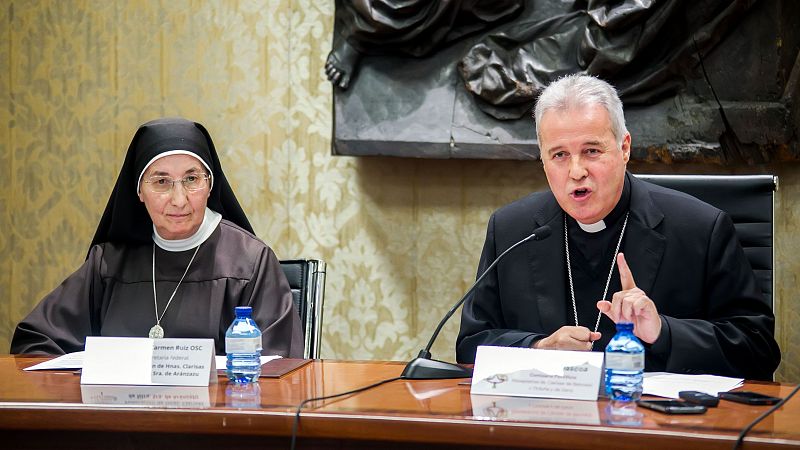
xmin=235 ymin=306 xmax=253 ymax=317
xmin=616 ymin=322 xmax=634 ymax=331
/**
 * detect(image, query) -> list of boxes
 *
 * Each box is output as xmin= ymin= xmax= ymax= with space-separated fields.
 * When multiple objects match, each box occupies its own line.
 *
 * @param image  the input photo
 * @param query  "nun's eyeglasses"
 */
xmin=142 ymin=174 xmax=211 ymax=194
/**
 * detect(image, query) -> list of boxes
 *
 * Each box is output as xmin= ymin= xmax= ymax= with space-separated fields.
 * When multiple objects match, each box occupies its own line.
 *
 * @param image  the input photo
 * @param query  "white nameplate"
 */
xmin=471 ymin=346 xmax=603 ymax=401
xmin=81 ymin=337 xmax=216 ymax=386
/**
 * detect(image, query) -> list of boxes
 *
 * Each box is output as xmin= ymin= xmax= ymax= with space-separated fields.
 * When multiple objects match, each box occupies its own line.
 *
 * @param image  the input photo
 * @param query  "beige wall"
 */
xmin=1 ymin=1 xmax=797 ymax=381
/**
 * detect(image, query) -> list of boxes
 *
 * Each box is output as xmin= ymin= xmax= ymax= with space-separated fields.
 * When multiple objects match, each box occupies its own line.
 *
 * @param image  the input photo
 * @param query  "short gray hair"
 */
xmin=534 ymin=74 xmax=628 ymax=147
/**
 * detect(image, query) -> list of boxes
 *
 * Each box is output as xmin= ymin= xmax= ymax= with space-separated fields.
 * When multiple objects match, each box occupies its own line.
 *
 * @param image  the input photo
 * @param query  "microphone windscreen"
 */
xmin=532 ymin=225 xmax=552 ymax=240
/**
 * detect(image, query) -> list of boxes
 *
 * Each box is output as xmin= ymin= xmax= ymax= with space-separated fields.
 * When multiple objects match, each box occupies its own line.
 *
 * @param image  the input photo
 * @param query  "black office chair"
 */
xmin=634 ymin=174 xmax=777 ymax=309
xmin=279 ymin=259 xmax=327 ymax=359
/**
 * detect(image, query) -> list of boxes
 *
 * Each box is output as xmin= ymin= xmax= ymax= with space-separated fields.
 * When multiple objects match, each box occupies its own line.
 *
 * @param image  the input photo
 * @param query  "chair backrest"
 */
xmin=634 ymin=174 xmax=777 ymax=309
xmin=279 ymin=259 xmax=327 ymax=359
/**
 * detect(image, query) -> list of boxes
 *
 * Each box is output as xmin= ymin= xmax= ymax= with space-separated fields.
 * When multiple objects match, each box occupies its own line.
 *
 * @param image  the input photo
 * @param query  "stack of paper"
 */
xmin=642 ymin=372 xmax=744 ymax=398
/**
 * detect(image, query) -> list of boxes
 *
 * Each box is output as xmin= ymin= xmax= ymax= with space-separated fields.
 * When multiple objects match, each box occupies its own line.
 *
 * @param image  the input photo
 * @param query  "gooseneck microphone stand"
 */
xmin=401 ymin=225 xmax=552 ymax=379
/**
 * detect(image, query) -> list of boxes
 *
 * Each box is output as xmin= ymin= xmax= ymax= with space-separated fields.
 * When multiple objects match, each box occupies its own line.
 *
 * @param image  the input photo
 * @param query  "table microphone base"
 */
xmin=401 ymin=357 xmax=473 ymax=379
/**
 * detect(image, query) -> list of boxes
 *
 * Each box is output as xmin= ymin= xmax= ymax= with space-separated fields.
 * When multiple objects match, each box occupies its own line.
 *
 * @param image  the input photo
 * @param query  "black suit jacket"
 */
xmin=456 ymin=175 xmax=780 ymax=380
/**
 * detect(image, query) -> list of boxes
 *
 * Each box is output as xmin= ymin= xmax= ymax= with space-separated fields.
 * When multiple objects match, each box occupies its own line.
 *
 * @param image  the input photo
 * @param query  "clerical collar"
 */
xmin=578 ymin=220 xmax=606 ymax=233
xmin=153 ymin=207 xmax=222 ymax=252
xmin=574 ymin=173 xmax=631 ymax=234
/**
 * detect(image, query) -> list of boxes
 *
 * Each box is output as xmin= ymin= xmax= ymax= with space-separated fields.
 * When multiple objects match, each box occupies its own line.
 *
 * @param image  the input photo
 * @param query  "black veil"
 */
xmin=89 ymin=117 xmax=254 ymax=251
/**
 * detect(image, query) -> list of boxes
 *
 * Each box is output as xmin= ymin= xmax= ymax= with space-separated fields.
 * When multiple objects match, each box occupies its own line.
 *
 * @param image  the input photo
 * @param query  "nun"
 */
xmin=11 ymin=117 xmax=303 ymax=357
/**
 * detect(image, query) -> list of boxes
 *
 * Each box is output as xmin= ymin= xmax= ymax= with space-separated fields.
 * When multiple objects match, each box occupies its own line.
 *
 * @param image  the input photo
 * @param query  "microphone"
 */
xmin=401 ymin=225 xmax=553 ymax=379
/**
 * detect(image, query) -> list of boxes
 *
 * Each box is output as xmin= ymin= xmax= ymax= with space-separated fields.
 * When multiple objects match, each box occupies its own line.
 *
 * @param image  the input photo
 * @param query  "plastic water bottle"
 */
xmin=604 ymin=322 xmax=644 ymax=403
xmin=225 ymin=306 xmax=262 ymax=383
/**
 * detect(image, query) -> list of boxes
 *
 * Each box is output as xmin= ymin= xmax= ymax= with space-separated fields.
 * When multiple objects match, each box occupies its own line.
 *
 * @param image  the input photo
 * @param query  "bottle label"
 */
xmin=226 ymin=337 xmax=262 ymax=354
xmin=605 ymin=352 xmax=644 ymax=371
xmin=232 ymin=321 xmax=256 ymax=333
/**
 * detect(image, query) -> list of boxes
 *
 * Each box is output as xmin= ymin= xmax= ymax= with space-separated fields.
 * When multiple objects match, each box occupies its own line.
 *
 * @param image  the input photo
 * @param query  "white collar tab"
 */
xmin=577 ymin=219 xmax=606 ymax=233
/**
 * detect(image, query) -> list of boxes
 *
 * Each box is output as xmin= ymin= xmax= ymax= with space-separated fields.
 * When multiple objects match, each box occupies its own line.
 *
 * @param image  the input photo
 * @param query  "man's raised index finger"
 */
xmin=617 ymin=253 xmax=637 ymax=290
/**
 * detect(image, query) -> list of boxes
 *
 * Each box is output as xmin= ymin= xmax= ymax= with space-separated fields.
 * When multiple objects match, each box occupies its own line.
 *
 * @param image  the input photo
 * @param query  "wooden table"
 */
xmin=0 ymin=355 xmax=798 ymax=450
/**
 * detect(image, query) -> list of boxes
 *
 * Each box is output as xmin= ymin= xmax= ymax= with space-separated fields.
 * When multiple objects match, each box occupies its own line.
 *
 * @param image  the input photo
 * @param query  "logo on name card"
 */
xmin=485 ymin=374 xmax=509 ymax=388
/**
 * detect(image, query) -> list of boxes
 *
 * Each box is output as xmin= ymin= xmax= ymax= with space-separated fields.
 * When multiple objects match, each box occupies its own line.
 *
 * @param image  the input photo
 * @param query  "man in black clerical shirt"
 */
xmin=456 ymin=75 xmax=780 ymax=380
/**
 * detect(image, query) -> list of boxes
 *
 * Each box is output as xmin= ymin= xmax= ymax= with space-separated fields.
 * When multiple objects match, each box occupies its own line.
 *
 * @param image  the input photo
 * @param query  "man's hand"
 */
xmin=596 ymin=253 xmax=662 ymax=344
xmin=532 ymin=326 xmax=601 ymax=351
